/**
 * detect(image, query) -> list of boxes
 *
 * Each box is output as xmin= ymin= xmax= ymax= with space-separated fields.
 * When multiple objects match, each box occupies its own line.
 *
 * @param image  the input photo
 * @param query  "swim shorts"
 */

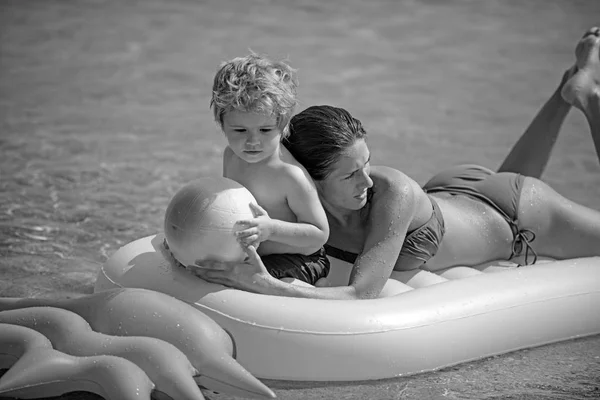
xmin=422 ymin=164 xmax=537 ymax=265
xmin=262 ymin=247 xmax=330 ymax=285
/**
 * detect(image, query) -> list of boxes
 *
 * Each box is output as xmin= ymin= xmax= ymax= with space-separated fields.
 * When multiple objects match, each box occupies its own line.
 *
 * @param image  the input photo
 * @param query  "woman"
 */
xmin=193 ymin=28 xmax=600 ymax=299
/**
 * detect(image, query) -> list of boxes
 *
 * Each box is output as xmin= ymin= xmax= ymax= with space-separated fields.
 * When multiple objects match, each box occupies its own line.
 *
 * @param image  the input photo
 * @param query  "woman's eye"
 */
xmin=234 ymin=129 xmax=246 ymax=133
xmin=260 ymin=129 xmax=272 ymax=133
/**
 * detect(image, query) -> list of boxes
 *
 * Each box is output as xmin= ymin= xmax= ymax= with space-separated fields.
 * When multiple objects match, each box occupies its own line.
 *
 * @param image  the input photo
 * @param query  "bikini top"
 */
xmin=324 ymin=196 xmax=446 ymax=269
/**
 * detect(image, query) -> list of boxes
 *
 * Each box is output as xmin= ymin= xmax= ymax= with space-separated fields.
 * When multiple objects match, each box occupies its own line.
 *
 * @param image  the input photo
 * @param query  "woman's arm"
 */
xmin=346 ymin=166 xmax=417 ymax=298
xmin=193 ymin=166 xmax=418 ymax=300
xmin=192 ymin=245 xmax=361 ymax=299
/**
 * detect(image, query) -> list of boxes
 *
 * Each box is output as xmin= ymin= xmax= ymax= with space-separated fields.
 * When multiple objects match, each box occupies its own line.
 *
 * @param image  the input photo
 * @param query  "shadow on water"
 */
xmin=1 ymin=0 xmax=599 ymax=399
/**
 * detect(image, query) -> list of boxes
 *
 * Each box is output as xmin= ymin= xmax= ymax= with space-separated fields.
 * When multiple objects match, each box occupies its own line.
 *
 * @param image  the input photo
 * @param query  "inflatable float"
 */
xmin=95 ymin=233 xmax=600 ymax=381
xmin=0 ymin=323 xmax=155 ymax=400
xmin=0 ymin=306 xmax=203 ymax=400
xmin=0 ymin=288 xmax=275 ymax=399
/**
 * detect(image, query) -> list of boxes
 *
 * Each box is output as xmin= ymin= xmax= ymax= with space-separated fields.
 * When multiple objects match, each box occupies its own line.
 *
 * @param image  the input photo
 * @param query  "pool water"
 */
xmin=1 ymin=0 xmax=599 ymax=399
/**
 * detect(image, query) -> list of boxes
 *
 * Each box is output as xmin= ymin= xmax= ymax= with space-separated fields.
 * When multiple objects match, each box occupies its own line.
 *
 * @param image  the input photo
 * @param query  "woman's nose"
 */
xmin=359 ymin=169 xmax=373 ymax=189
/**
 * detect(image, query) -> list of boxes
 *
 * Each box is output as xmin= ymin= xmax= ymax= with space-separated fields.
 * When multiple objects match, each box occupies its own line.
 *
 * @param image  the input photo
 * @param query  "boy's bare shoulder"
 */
xmin=223 ymin=145 xmax=234 ymax=160
xmin=277 ymin=147 xmax=317 ymax=191
xmin=222 ymin=146 xmax=237 ymax=178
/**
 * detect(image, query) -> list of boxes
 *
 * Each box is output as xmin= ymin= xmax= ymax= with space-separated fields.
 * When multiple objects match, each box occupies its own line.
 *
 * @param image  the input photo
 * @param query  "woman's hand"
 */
xmin=193 ymin=245 xmax=361 ymax=300
xmin=234 ymin=203 xmax=273 ymax=247
xmin=190 ymin=245 xmax=273 ymax=292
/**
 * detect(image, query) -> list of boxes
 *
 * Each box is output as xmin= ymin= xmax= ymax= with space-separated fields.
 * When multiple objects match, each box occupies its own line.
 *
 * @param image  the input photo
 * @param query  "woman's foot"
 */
xmin=561 ymin=27 xmax=600 ymax=113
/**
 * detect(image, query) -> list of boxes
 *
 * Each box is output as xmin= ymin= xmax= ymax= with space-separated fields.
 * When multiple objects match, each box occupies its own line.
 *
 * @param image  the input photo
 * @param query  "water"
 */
xmin=1 ymin=0 xmax=599 ymax=399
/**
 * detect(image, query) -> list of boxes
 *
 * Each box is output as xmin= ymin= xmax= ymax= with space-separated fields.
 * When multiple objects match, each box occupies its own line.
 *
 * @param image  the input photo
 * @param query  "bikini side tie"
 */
xmin=510 ymin=222 xmax=538 ymax=266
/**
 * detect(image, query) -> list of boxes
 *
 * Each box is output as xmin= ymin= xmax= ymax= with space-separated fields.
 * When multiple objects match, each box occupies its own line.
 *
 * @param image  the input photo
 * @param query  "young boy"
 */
xmin=209 ymin=53 xmax=330 ymax=285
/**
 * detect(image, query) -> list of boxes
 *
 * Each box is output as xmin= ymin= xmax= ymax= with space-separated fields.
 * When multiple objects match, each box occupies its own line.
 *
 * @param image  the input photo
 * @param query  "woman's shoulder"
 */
xmin=370 ymin=165 xmax=417 ymax=190
xmin=369 ymin=166 xmax=425 ymax=207
xmin=367 ymin=166 xmax=428 ymax=227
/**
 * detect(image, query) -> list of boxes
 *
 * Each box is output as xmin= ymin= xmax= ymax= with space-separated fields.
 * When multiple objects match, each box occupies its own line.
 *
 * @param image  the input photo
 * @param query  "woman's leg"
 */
xmin=501 ymin=28 xmax=600 ymax=263
xmin=517 ymin=177 xmax=600 ymax=260
xmin=561 ymin=27 xmax=600 ymax=160
xmin=497 ymin=69 xmax=573 ymax=178
xmin=497 ymin=28 xmax=600 ymax=177
xmin=515 ymin=30 xmax=600 ymax=260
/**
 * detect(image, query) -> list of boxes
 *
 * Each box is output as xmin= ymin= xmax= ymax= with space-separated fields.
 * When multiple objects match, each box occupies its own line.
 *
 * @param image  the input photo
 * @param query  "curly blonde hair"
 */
xmin=210 ymin=53 xmax=298 ymax=138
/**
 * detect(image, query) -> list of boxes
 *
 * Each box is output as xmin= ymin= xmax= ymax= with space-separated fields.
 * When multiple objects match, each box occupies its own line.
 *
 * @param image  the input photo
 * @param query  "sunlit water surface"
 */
xmin=1 ymin=0 xmax=599 ymax=399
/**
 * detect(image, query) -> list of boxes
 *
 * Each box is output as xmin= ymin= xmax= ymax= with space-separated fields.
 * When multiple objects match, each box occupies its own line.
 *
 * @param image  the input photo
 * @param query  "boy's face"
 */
xmin=222 ymin=110 xmax=282 ymax=164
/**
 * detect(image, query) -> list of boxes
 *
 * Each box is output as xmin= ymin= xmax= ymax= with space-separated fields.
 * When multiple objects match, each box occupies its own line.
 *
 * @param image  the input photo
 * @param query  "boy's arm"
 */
xmin=238 ymin=168 xmax=329 ymax=255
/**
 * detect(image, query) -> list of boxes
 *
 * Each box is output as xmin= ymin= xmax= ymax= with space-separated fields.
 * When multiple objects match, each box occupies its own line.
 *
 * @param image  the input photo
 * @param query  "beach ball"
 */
xmin=164 ymin=177 xmax=256 ymax=266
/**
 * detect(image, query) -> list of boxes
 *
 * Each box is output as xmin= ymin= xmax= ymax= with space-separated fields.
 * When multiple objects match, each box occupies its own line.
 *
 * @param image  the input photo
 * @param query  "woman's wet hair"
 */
xmin=284 ymin=105 xmax=367 ymax=180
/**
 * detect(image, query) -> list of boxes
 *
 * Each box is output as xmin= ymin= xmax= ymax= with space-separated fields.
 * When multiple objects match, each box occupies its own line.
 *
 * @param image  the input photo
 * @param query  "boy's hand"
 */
xmin=234 ymin=203 xmax=273 ymax=247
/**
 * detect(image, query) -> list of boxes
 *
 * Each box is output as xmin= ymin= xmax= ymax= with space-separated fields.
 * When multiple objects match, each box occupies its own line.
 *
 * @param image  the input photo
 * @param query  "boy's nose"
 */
xmin=246 ymin=133 xmax=260 ymax=146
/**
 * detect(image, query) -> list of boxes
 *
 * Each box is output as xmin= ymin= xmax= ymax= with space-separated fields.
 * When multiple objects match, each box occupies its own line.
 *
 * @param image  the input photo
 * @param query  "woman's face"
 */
xmin=316 ymin=139 xmax=373 ymax=211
